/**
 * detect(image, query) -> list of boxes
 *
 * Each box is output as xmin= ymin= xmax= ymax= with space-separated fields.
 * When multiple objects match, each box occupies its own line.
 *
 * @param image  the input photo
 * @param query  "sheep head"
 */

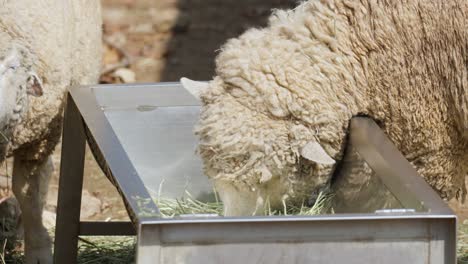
xmin=182 ymin=77 xmax=337 ymax=216
xmin=0 ymin=46 xmax=43 ymax=143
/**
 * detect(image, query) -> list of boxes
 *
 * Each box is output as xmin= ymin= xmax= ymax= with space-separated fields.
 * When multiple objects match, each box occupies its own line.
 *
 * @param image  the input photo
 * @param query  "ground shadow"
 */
xmin=160 ymin=0 xmax=298 ymax=81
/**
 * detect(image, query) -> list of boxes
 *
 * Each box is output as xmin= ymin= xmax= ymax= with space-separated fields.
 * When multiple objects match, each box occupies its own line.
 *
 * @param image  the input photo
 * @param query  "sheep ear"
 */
xmin=301 ymin=141 xmax=335 ymax=165
xmin=26 ymin=72 xmax=43 ymax=97
xmin=180 ymin=77 xmax=208 ymax=99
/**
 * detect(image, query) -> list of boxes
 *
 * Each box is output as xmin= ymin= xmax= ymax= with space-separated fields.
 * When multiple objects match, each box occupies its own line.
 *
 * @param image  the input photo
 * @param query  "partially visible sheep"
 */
xmin=182 ymin=0 xmax=468 ymax=216
xmin=0 ymin=1 xmax=102 ymax=263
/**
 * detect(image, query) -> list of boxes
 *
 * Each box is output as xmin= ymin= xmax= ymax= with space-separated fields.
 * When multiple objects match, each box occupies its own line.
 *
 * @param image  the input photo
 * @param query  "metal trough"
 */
xmin=53 ymin=83 xmax=456 ymax=264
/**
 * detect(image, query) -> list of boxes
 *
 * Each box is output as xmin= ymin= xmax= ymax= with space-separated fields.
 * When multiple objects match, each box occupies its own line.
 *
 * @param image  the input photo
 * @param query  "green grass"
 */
xmin=458 ymin=222 xmax=468 ymax=263
xmin=76 ymin=237 xmax=136 ymax=264
xmin=1 ymin=237 xmax=136 ymax=264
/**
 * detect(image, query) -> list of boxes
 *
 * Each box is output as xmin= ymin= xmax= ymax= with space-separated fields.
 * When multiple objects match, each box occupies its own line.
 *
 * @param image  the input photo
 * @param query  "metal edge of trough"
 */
xmin=69 ymin=85 xmax=160 ymax=221
xmin=349 ymin=117 xmax=454 ymax=215
xmin=136 ymin=216 xmax=456 ymax=263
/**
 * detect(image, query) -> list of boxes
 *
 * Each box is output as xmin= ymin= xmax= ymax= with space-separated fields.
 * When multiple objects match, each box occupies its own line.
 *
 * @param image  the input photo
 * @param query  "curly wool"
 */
xmin=0 ymin=0 xmax=102 ymax=161
xmin=196 ymin=0 xmax=468 ymax=211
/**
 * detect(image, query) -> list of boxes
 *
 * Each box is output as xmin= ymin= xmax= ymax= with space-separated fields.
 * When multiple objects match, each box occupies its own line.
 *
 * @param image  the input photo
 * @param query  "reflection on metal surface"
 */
xmin=375 ymin=209 xmax=416 ymax=214
xmin=332 ymin=144 xmax=403 ymax=213
xmin=349 ymin=117 xmax=451 ymax=214
xmin=104 ymin=105 xmax=213 ymax=201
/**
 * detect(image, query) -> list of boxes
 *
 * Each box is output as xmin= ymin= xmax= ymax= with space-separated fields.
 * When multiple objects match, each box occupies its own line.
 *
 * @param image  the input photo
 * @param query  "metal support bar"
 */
xmin=70 ymin=86 xmax=160 ymax=220
xmin=350 ymin=117 xmax=452 ymax=213
xmin=54 ymin=93 xmax=87 ymax=264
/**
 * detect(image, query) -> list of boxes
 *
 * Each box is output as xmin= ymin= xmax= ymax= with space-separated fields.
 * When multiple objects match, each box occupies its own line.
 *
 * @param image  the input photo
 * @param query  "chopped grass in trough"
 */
xmin=154 ymin=190 xmax=334 ymax=217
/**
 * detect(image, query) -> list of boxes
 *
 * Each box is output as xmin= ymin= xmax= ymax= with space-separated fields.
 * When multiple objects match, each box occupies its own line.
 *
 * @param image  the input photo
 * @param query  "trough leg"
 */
xmin=53 ymin=94 xmax=86 ymax=264
xmin=12 ymin=156 xmax=54 ymax=264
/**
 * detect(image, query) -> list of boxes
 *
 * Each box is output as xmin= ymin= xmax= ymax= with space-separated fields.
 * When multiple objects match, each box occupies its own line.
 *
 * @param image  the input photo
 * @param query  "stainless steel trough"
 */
xmin=53 ymin=82 xmax=456 ymax=264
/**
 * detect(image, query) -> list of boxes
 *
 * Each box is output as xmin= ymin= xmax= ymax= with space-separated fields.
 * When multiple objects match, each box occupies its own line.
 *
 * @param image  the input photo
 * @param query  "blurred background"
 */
xmin=100 ymin=0 xmax=298 ymax=83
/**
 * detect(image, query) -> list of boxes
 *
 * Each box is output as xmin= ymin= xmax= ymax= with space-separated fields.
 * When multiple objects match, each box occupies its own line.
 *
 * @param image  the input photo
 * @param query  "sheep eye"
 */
xmin=8 ymin=65 xmax=18 ymax=70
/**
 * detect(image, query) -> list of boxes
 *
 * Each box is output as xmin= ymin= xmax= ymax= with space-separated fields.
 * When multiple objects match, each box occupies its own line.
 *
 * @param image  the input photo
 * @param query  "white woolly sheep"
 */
xmin=0 ymin=1 xmax=102 ymax=263
xmin=182 ymin=0 xmax=468 ymax=216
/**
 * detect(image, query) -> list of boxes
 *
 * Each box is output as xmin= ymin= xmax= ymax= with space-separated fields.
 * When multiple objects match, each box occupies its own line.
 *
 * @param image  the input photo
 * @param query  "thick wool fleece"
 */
xmin=196 ymin=0 xmax=468 ymax=212
xmin=0 ymin=0 xmax=102 ymax=161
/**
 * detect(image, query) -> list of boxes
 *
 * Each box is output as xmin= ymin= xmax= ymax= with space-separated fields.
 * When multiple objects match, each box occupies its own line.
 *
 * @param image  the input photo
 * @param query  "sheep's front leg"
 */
xmin=12 ymin=156 xmax=53 ymax=264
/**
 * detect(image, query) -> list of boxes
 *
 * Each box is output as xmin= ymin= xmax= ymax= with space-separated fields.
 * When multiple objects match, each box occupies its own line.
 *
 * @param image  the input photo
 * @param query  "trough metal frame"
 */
xmin=53 ymin=83 xmax=457 ymax=264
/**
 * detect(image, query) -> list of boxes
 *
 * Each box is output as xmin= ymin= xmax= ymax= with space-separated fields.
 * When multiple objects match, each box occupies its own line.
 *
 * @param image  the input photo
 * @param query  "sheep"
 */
xmin=181 ymin=0 xmax=468 ymax=216
xmin=0 ymin=1 xmax=102 ymax=263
